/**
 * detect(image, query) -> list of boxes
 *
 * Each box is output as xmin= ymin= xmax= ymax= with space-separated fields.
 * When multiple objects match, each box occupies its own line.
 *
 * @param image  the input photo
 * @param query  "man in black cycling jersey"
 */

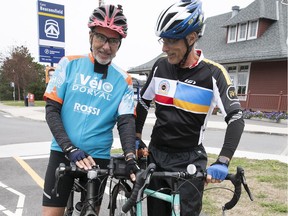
xmin=135 ymin=0 xmax=245 ymax=215
xmin=42 ymin=4 xmax=139 ymax=216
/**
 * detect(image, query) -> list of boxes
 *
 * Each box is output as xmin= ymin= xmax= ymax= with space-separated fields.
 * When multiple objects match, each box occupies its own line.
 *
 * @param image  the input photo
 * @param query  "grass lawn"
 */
xmin=1 ymin=100 xmax=46 ymax=107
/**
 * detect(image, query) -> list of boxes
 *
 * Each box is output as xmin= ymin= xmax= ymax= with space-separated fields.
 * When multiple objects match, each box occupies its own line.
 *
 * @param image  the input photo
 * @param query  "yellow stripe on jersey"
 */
xmin=203 ymin=58 xmax=232 ymax=85
xmin=174 ymin=98 xmax=210 ymax=113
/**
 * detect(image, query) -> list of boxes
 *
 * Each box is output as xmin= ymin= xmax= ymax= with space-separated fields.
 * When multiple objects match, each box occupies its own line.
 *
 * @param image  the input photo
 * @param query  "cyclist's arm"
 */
xmin=117 ymin=114 xmax=136 ymax=156
xmin=211 ymin=65 xmax=245 ymax=160
xmin=135 ymin=98 xmax=150 ymax=138
xmin=46 ymin=98 xmax=95 ymax=169
xmin=135 ymin=60 xmax=159 ymax=138
xmin=45 ymin=98 xmax=75 ymax=152
xmin=220 ymin=111 xmax=245 ymax=159
xmin=206 ymin=66 xmax=245 ymax=183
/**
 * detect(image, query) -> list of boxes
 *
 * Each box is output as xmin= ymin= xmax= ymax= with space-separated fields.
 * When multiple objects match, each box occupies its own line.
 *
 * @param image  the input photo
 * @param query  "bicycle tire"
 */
xmin=110 ymin=182 xmax=136 ymax=216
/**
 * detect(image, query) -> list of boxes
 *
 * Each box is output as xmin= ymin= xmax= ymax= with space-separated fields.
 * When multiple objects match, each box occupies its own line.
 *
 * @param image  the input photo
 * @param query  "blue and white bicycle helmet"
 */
xmin=155 ymin=0 xmax=204 ymax=39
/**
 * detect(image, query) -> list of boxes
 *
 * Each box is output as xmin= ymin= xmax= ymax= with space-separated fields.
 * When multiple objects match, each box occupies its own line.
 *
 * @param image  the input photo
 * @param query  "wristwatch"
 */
xmin=216 ymin=156 xmax=230 ymax=166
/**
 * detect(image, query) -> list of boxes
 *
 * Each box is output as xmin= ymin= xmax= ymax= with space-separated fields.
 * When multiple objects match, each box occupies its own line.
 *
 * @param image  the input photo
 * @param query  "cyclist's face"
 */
xmin=161 ymin=32 xmax=197 ymax=66
xmin=161 ymin=38 xmax=187 ymax=65
xmin=90 ymin=26 xmax=121 ymax=65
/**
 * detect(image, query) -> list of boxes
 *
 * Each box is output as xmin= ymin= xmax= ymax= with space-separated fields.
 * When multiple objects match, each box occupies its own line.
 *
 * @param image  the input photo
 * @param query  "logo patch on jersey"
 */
xmin=226 ymin=86 xmax=238 ymax=101
xmin=158 ymin=80 xmax=170 ymax=95
xmin=72 ymin=74 xmax=113 ymax=101
xmin=184 ymin=79 xmax=196 ymax=85
xmin=74 ymin=103 xmax=101 ymax=115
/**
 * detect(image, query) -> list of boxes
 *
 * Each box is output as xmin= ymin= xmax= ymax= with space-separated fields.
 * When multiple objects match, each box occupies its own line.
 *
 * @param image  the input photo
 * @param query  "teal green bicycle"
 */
xmin=120 ymin=163 xmax=253 ymax=216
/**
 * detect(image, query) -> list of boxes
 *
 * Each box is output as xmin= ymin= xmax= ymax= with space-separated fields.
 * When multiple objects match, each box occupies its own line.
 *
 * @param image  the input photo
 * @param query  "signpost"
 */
xmin=10 ymin=82 xmax=15 ymax=101
xmin=38 ymin=1 xmax=65 ymax=65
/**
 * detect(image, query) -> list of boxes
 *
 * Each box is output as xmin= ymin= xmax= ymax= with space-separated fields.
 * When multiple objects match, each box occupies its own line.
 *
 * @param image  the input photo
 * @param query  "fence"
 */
xmin=239 ymin=91 xmax=287 ymax=112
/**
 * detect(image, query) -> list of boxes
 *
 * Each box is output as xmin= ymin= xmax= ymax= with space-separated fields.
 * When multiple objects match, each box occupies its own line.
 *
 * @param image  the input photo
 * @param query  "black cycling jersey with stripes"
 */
xmin=136 ymin=51 xmax=244 ymax=158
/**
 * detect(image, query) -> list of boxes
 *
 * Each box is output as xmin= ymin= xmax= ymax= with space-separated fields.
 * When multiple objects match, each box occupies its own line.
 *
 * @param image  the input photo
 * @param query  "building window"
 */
xmin=227 ymin=25 xmax=237 ymax=43
xmin=247 ymin=20 xmax=258 ymax=39
xmin=237 ymin=22 xmax=248 ymax=41
xmin=227 ymin=19 xmax=259 ymax=43
xmin=226 ymin=64 xmax=250 ymax=100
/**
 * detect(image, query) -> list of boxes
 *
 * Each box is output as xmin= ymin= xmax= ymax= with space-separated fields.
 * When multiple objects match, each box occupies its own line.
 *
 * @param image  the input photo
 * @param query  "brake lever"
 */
xmin=240 ymin=169 xmax=254 ymax=201
xmin=52 ymin=163 xmax=66 ymax=197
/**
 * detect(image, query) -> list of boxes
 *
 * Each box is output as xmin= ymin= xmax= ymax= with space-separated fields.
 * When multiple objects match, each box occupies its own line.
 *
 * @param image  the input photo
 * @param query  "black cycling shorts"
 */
xmin=42 ymin=150 xmax=109 ymax=207
xmin=147 ymin=144 xmax=208 ymax=216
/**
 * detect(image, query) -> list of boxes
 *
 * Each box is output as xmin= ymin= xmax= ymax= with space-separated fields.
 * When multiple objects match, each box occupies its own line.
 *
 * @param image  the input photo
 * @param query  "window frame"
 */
xmin=224 ymin=63 xmax=251 ymax=101
xmin=227 ymin=25 xmax=237 ymax=43
xmin=237 ymin=22 xmax=248 ymax=41
xmin=247 ymin=19 xmax=259 ymax=40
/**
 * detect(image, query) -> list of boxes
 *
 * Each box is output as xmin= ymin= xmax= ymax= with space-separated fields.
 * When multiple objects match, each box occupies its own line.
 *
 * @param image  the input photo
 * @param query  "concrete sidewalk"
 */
xmin=0 ymin=103 xmax=287 ymax=135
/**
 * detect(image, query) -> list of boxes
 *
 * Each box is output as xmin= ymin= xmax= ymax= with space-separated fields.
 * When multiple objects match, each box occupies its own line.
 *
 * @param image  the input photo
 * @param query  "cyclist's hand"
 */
xmin=65 ymin=147 xmax=95 ymax=170
xmin=136 ymin=137 xmax=149 ymax=158
xmin=125 ymin=158 xmax=140 ymax=182
xmin=206 ymin=164 xmax=228 ymax=184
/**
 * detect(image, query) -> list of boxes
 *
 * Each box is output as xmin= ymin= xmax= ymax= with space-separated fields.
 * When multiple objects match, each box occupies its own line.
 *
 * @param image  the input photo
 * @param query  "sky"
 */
xmin=0 ymin=0 xmax=254 ymax=71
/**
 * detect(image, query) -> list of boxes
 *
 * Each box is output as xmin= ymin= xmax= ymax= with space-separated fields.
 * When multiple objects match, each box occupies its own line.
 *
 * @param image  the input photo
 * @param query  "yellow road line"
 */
xmin=14 ymin=156 xmax=44 ymax=189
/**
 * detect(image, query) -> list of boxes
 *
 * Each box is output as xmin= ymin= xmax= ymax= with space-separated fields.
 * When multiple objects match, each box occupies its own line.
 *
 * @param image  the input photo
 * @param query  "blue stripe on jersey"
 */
xmin=174 ymin=82 xmax=213 ymax=106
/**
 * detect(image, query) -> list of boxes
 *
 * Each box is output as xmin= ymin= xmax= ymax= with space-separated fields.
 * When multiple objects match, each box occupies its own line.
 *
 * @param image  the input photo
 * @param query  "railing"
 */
xmin=239 ymin=91 xmax=287 ymax=112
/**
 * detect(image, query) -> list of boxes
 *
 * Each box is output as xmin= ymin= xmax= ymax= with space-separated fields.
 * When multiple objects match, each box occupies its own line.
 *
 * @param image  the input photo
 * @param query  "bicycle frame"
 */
xmin=136 ymin=188 xmax=181 ymax=216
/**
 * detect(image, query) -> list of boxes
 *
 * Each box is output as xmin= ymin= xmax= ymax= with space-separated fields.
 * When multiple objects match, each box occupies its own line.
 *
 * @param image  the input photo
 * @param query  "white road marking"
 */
xmin=0 ymin=181 xmax=25 ymax=216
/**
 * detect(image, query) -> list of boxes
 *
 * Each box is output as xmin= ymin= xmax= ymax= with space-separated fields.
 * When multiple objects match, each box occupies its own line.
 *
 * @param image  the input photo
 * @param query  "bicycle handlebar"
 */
xmin=51 ymin=162 xmax=109 ymax=197
xmin=223 ymin=166 xmax=253 ymax=211
xmin=122 ymin=164 xmax=253 ymax=213
xmin=122 ymin=163 xmax=156 ymax=213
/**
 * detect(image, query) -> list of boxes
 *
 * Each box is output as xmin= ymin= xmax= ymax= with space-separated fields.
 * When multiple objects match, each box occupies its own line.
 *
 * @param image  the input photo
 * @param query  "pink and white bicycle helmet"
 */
xmin=88 ymin=4 xmax=128 ymax=38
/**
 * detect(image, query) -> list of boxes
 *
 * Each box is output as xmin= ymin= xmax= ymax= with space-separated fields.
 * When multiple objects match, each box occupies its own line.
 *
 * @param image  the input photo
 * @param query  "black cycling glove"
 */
xmin=125 ymin=158 xmax=140 ymax=177
xmin=65 ymin=146 xmax=88 ymax=163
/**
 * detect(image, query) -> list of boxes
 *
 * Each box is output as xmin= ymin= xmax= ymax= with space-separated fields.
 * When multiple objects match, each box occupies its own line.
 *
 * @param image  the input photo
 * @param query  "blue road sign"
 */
xmin=38 ymin=1 xmax=65 ymax=47
xmin=38 ymin=1 xmax=65 ymax=63
xmin=39 ymin=46 xmax=65 ymax=58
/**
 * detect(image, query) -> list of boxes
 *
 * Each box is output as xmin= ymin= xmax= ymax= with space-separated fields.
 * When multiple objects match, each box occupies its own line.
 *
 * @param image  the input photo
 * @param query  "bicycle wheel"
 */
xmin=110 ymin=182 xmax=136 ymax=216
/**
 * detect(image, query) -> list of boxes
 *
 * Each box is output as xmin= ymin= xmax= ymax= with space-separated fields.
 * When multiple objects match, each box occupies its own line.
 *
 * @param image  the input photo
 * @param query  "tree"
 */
xmin=0 ymin=46 xmax=46 ymax=101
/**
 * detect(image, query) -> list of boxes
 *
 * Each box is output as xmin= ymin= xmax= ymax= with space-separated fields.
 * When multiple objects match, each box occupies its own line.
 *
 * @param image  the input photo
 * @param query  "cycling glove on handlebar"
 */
xmin=207 ymin=164 xmax=228 ymax=181
xmin=65 ymin=146 xmax=88 ymax=163
xmin=125 ymin=158 xmax=140 ymax=177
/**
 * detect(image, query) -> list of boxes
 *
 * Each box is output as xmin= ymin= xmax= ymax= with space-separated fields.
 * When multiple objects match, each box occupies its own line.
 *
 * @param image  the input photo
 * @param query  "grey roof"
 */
xmin=196 ymin=0 xmax=287 ymax=64
xmin=128 ymin=53 xmax=167 ymax=73
xmin=128 ymin=0 xmax=287 ymax=73
xmin=222 ymin=0 xmax=278 ymax=26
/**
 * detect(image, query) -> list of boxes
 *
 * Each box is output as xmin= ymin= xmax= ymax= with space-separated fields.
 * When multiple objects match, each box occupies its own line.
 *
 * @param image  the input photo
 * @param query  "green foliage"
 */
xmin=0 ymin=45 xmax=46 ymax=101
xmin=1 ymin=100 xmax=46 ymax=107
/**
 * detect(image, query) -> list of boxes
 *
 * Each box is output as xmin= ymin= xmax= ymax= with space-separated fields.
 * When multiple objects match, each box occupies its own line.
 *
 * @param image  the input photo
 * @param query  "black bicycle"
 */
xmin=52 ymin=153 xmax=147 ymax=216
